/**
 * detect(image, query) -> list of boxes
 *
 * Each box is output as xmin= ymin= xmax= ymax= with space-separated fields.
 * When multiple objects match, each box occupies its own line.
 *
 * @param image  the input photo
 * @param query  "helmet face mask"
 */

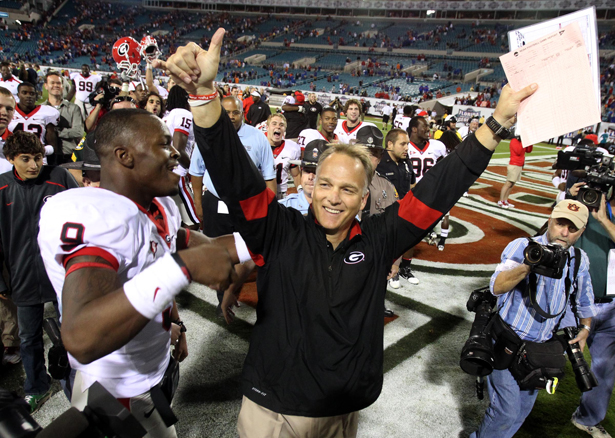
xmin=112 ymin=37 xmax=142 ymax=79
xmin=140 ymin=36 xmax=160 ymax=62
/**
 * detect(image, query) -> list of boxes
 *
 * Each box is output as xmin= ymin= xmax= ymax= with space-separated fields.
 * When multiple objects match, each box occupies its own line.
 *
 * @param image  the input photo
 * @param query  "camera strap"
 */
xmin=528 ymin=247 xmax=581 ymax=319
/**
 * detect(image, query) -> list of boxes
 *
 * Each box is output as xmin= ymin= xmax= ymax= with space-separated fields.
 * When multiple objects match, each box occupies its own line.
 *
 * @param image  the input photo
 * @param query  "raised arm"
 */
xmin=154 ymin=30 xmax=292 ymax=266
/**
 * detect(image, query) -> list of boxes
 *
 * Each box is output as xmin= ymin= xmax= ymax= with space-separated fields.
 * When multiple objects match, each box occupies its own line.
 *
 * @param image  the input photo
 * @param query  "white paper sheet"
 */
xmin=500 ymin=22 xmax=600 ymax=146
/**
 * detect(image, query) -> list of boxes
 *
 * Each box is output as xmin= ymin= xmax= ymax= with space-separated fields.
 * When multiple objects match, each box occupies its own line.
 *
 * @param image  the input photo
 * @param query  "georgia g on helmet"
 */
xmin=140 ymin=35 xmax=160 ymax=62
xmin=112 ymin=37 xmax=142 ymax=78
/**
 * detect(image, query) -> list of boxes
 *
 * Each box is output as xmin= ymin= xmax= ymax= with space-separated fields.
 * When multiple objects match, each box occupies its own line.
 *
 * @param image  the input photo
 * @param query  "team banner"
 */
xmin=452 ymin=105 xmax=495 ymax=124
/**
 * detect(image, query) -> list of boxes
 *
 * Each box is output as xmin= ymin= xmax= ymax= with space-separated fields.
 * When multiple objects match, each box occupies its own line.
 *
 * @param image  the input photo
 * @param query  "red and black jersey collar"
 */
xmin=409 ymin=139 xmax=429 ymax=153
xmin=0 ymin=129 xmax=11 ymax=141
xmin=342 ymin=120 xmax=362 ymax=135
xmin=308 ymin=207 xmax=363 ymax=240
xmin=318 ymin=130 xmax=338 ymax=142
xmin=133 ymin=198 xmax=172 ymax=249
xmin=15 ymin=105 xmax=41 ymax=119
xmin=272 ymin=141 xmax=285 ymax=158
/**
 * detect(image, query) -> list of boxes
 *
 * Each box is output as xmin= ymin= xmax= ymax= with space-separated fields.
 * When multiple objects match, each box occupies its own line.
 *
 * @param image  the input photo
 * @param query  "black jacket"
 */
xmin=0 ymin=166 xmax=78 ymax=305
xmin=376 ymin=152 xmax=415 ymax=199
xmin=195 ymin=116 xmax=491 ymax=417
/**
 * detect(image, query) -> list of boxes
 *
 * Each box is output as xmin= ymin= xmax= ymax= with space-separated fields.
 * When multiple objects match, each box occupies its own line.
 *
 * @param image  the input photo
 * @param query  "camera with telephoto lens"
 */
xmin=88 ymin=77 xmax=120 ymax=109
xmin=523 ymin=240 xmax=569 ymax=279
xmin=460 ymin=287 xmax=498 ymax=377
xmin=577 ymin=155 xmax=615 ymax=209
xmin=556 ymin=145 xmax=605 ymax=171
xmin=562 ymin=326 xmax=598 ymax=392
xmin=0 ymin=381 xmax=146 ymax=438
xmin=556 ymin=144 xmax=615 ymax=209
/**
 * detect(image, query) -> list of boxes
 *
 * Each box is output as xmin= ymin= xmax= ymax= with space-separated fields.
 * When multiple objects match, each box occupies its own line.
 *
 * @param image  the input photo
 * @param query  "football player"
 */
xmin=9 ymin=82 xmax=59 ymax=165
xmin=0 ymin=61 xmax=21 ymax=101
xmin=334 ymin=98 xmax=376 ymax=144
xmin=69 ymin=65 xmax=101 ymax=119
xmin=392 ymin=105 xmax=412 ymax=131
xmin=38 ymin=109 xmax=242 ymax=437
xmin=266 ymin=113 xmax=301 ymax=199
xmin=297 ymin=107 xmax=339 ymax=152
xmin=407 ymin=116 xmax=449 ymax=250
xmin=0 ymin=87 xmax=15 ymax=173
xmin=162 ymin=86 xmax=200 ymax=230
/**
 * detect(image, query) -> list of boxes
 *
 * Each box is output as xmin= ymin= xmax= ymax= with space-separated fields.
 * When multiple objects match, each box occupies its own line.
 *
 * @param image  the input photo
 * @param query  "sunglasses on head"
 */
xmin=112 ymin=96 xmax=136 ymax=105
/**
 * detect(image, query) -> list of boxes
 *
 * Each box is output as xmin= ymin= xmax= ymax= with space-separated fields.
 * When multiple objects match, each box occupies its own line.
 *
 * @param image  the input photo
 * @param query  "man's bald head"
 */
xmin=221 ymin=96 xmax=244 ymax=131
xmin=93 ymin=108 xmax=157 ymax=160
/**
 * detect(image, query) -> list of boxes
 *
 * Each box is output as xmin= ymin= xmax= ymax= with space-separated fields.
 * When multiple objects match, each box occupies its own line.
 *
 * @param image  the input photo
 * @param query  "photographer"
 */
xmin=470 ymin=200 xmax=596 ymax=438
xmin=567 ymin=182 xmax=615 ymax=437
xmin=84 ymin=77 xmax=122 ymax=133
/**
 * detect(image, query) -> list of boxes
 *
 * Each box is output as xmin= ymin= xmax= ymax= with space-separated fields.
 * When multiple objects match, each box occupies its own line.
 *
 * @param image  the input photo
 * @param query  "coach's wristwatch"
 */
xmin=579 ymin=324 xmax=591 ymax=333
xmin=486 ymin=116 xmax=512 ymax=140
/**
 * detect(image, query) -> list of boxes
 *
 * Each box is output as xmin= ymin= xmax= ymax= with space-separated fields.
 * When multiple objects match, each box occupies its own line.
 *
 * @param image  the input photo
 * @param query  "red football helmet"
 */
xmin=140 ymin=35 xmax=160 ymax=62
xmin=112 ymin=37 xmax=142 ymax=78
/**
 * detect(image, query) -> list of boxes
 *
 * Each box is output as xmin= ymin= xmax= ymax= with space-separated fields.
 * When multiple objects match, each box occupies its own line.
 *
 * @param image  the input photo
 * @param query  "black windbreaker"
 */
xmin=195 ymin=114 xmax=491 ymax=417
xmin=0 ymin=166 xmax=77 ymax=305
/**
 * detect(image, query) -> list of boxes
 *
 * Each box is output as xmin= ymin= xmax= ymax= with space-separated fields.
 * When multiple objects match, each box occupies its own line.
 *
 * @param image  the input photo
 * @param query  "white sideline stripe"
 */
xmin=411 ymin=258 xmax=498 ymax=271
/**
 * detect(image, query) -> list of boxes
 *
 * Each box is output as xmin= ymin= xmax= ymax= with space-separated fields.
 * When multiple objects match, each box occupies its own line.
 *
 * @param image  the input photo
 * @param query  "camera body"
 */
xmin=556 ymin=145 xmax=615 ymax=209
xmin=577 ymin=156 xmax=615 ymax=209
xmin=88 ymin=77 xmax=121 ymax=109
xmin=460 ymin=287 xmax=498 ymax=377
xmin=523 ymin=240 xmax=569 ymax=279
xmin=556 ymin=145 xmax=604 ymax=171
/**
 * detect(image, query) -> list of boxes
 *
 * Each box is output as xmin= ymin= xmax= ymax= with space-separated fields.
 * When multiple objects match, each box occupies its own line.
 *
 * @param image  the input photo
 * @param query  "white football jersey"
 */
xmin=0 ymin=129 xmax=12 ymax=174
xmin=38 ymin=188 xmax=182 ymax=398
xmin=407 ymin=139 xmax=447 ymax=182
xmin=156 ymin=84 xmax=168 ymax=100
xmin=70 ymin=72 xmax=102 ymax=102
xmin=163 ymin=108 xmax=195 ymax=158
xmin=297 ymin=128 xmax=337 ymax=150
xmin=255 ymin=120 xmax=268 ymax=133
xmin=272 ymin=139 xmax=301 ymax=194
xmin=0 ymin=75 xmax=21 ymax=100
xmin=334 ymin=120 xmax=376 ymax=144
xmin=393 ymin=115 xmax=411 ymax=131
xmin=9 ymin=105 xmax=59 ymax=145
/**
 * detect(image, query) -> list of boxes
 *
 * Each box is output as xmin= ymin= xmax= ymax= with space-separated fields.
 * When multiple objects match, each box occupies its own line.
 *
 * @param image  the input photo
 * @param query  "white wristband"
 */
xmin=188 ymin=99 xmax=216 ymax=107
xmin=44 ymin=145 xmax=54 ymax=156
xmin=123 ymin=252 xmax=190 ymax=319
xmin=233 ymin=232 xmax=252 ymax=264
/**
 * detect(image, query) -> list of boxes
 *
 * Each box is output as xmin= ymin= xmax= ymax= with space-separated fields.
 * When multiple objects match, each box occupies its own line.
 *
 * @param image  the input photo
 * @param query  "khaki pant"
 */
xmin=72 ymin=371 xmax=177 ymax=438
xmin=237 ymin=396 xmax=358 ymax=438
xmin=0 ymin=296 xmax=19 ymax=347
xmin=506 ymin=165 xmax=523 ymax=183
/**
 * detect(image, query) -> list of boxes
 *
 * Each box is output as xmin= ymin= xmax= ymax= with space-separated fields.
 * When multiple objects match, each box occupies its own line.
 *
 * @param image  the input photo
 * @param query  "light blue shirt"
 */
xmin=278 ymin=190 xmax=310 ymax=215
xmin=189 ymin=123 xmax=276 ymax=198
xmin=490 ymin=233 xmax=597 ymax=342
